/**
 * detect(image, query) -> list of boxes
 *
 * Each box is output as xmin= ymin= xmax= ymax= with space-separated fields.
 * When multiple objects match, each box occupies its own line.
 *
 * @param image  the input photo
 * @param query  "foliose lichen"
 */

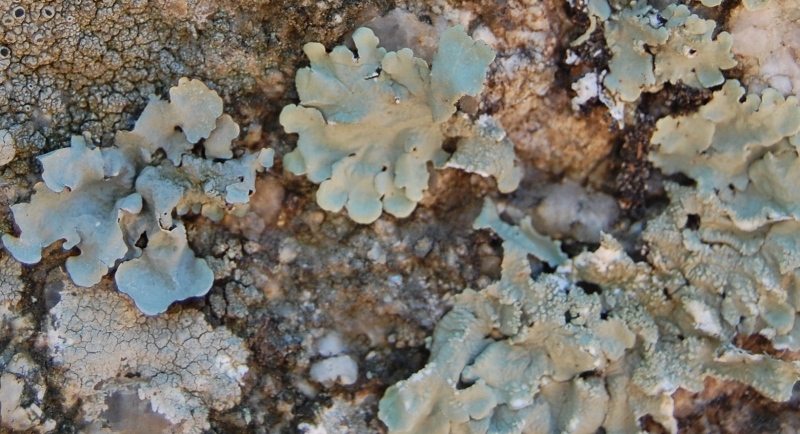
xmin=2 ymin=78 xmax=273 ymax=315
xmin=379 ymin=192 xmax=800 ymax=433
xmin=650 ymin=79 xmax=800 ymax=230
xmin=444 ymin=115 xmax=523 ymax=195
xmin=573 ymin=1 xmax=736 ymax=121
xmin=281 ymin=25 xmax=519 ymax=224
xmin=604 ymin=3 xmax=735 ymax=102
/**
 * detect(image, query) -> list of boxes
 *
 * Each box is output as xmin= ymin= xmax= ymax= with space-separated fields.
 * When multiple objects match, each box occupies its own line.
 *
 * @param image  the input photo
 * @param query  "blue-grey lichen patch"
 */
xmin=380 ymin=207 xmax=620 ymax=433
xmin=444 ymin=115 xmax=522 ymax=194
xmin=2 ymin=78 xmax=274 ymax=315
xmin=601 ymin=3 xmax=669 ymax=102
xmin=281 ymin=25 xmax=498 ymax=224
xmin=650 ymin=80 xmax=800 ymax=193
xmin=1 ymin=135 xmax=138 ymax=287
xmin=603 ymin=3 xmax=735 ymax=102
xmin=123 ymin=77 xmax=225 ymax=165
xmin=654 ymin=5 xmax=737 ymax=89
xmin=650 ymin=80 xmax=800 ymax=230
xmin=719 ymin=145 xmax=800 ymax=230
xmin=379 ymin=237 xmax=633 ymax=431
xmin=134 ymin=149 xmax=272 ymax=226
xmin=427 ymin=26 xmax=497 ymax=122
xmin=473 ymin=198 xmax=566 ymax=267
xmin=115 ymin=224 xmax=214 ymax=317
xmin=573 ymin=1 xmax=736 ymax=122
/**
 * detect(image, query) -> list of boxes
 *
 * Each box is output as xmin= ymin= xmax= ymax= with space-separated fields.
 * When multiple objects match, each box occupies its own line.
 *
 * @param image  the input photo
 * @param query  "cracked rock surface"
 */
xmin=46 ymin=270 xmax=249 ymax=434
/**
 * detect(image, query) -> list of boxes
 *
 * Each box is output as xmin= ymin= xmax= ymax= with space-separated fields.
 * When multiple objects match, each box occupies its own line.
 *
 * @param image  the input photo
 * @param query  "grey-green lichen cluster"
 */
xmin=647 ymin=77 xmax=800 ymax=347
xmin=602 ymin=3 xmax=735 ymax=102
xmin=281 ymin=25 xmax=519 ymax=224
xmin=379 ymin=185 xmax=800 ymax=433
xmin=572 ymin=0 xmax=738 ymax=123
xmin=378 ymin=1 xmax=800 ymax=432
xmin=2 ymin=78 xmax=273 ymax=315
xmin=651 ymin=80 xmax=800 ymax=229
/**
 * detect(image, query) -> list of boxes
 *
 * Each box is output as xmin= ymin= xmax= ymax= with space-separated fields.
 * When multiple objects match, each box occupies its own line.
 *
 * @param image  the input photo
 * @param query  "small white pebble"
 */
xmin=310 ymin=355 xmax=358 ymax=386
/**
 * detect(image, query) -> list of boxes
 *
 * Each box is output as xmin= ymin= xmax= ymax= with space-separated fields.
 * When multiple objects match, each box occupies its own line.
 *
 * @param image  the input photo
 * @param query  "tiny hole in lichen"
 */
xmin=173 ymin=125 xmax=183 ymax=133
xmin=442 ymin=136 xmax=459 ymax=153
xmin=135 ymin=233 xmax=148 ymax=249
xmin=454 ymin=378 xmax=474 ymax=391
xmin=488 ymin=328 xmax=504 ymax=340
xmin=364 ymin=67 xmax=381 ymax=80
xmin=191 ymin=141 xmax=205 ymax=157
xmin=168 ymin=211 xmax=179 ymax=230
xmin=576 ymin=281 xmax=602 ymax=295
xmin=12 ymin=6 xmax=24 ymax=18
xmin=665 ymin=172 xmax=696 ymax=187
xmin=540 ymin=261 xmax=557 ymax=274
xmin=0 ymin=46 xmax=10 ymax=58
xmin=42 ymin=6 xmax=54 ymax=18
xmin=685 ymin=213 xmax=701 ymax=230
xmin=150 ymin=148 xmax=167 ymax=164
